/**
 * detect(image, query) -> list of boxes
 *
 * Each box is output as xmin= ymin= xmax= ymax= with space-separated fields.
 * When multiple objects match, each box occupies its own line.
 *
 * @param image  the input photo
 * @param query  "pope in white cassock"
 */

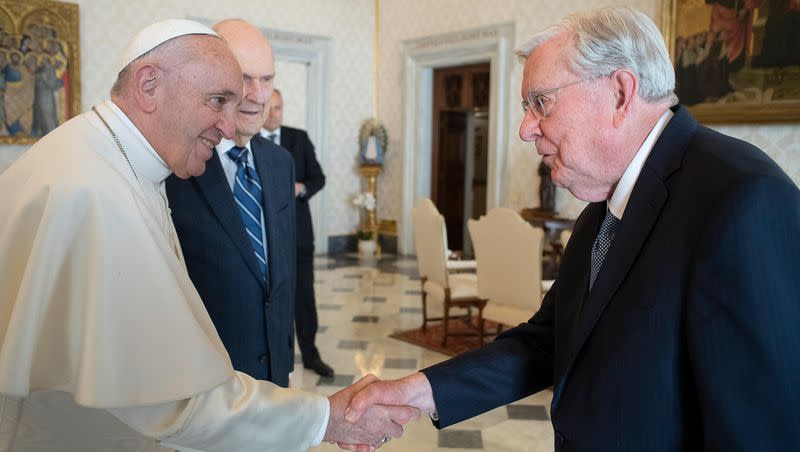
xmin=0 ymin=19 xmax=416 ymax=452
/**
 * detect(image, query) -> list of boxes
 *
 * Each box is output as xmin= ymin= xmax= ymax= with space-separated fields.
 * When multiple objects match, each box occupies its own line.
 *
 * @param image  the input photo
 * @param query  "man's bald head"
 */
xmin=212 ymin=19 xmax=276 ymax=146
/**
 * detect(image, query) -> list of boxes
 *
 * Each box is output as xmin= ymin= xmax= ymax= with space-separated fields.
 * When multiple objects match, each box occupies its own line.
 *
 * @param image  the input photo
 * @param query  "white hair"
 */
xmin=516 ymin=6 xmax=677 ymax=105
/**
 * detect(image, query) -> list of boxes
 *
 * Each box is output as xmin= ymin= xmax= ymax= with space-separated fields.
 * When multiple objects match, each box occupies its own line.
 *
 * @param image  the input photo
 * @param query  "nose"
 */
xmin=218 ymin=108 xmax=236 ymax=139
xmin=245 ymin=78 xmax=268 ymax=105
xmin=519 ymin=109 xmax=542 ymax=143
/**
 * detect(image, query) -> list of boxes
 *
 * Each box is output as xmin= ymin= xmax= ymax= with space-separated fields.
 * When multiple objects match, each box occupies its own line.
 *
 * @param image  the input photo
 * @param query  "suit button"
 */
xmin=258 ymin=354 xmax=267 ymax=364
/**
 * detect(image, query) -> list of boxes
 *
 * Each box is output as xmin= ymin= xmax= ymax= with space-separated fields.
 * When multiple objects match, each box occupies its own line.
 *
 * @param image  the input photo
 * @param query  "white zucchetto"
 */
xmin=115 ymin=19 xmax=218 ymax=74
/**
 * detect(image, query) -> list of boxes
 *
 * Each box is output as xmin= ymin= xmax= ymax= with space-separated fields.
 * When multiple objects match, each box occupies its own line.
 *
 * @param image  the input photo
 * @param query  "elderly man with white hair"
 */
xmin=0 ymin=19 xmax=416 ymax=452
xmin=344 ymin=6 xmax=800 ymax=451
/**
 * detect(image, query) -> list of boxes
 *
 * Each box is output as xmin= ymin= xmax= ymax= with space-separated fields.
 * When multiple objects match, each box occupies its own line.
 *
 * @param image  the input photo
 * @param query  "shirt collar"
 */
xmin=102 ymin=99 xmax=172 ymax=184
xmin=607 ymin=109 xmax=673 ymax=219
xmin=217 ymin=138 xmax=254 ymax=165
xmin=259 ymin=127 xmax=280 ymax=140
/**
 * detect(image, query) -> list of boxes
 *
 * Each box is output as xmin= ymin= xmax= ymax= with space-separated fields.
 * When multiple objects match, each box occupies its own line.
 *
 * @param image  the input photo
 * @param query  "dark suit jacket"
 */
xmin=280 ymin=125 xmax=325 ymax=254
xmin=422 ymin=106 xmax=800 ymax=450
xmin=165 ymin=136 xmax=297 ymax=387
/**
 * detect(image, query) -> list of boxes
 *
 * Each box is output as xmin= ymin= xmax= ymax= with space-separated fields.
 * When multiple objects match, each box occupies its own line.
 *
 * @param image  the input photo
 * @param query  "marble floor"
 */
xmin=291 ymin=254 xmax=554 ymax=452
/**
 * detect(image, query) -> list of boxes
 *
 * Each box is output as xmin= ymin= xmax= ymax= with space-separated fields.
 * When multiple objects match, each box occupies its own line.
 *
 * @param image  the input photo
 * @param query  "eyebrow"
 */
xmin=211 ymin=89 xmax=239 ymax=98
xmin=243 ymin=72 xmax=275 ymax=82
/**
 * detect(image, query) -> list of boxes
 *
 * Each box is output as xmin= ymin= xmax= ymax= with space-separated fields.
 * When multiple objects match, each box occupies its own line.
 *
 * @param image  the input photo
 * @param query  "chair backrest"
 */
xmin=468 ymin=207 xmax=544 ymax=308
xmin=412 ymin=199 xmax=449 ymax=288
xmin=560 ymin=229 xmax=572 ymax=249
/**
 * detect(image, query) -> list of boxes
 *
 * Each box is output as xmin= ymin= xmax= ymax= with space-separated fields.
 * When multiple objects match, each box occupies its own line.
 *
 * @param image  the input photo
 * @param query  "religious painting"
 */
xmin=0 ymin=0 xmax=80 ymax=144
xmin=662 ymin=0 xmax=800 ymax=123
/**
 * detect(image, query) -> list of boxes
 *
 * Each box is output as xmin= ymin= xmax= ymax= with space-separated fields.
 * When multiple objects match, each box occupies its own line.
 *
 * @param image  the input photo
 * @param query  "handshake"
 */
xmin=322 ymin=372 xmax=436 ymax=451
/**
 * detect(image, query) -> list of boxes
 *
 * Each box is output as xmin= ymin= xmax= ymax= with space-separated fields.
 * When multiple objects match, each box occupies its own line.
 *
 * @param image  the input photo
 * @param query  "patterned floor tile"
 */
xmin=506 ymin=404 xmax=549 ymax=421
xmin=438 ymin=430 xmax=483 ymax=449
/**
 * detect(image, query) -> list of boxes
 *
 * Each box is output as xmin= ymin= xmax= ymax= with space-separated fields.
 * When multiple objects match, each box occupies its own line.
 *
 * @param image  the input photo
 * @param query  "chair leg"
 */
xmin=420 ymin=277 xmax=427 ymax=330
xmin=442 ymin=290 xmax=451 ymax=347
xmin=477 ymin=304 xmax=485 ymax=345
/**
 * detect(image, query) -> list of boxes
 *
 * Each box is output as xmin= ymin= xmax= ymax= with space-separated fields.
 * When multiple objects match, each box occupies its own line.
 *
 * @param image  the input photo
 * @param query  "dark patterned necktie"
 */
xmin=227 ymin=146 xmax=268 ymax=284
xmin=589 ymin=207 xmax=620 ymax=290
xmin=267 ymin=133 xmax=277 ymax=143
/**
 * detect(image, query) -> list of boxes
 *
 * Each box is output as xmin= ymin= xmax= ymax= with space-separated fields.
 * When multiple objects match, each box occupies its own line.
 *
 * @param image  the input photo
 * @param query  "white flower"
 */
xmin=352 ymin=192 xmax=376 ymax=211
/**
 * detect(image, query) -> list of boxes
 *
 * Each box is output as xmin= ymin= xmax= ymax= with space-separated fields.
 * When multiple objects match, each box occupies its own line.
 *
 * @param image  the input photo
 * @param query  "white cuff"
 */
xmin=310 ymin=397 xmax=331 ymax=445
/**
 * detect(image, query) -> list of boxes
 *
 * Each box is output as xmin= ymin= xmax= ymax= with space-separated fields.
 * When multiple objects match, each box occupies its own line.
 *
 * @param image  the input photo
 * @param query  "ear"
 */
xmin=130 ymin=64 xmax=161 ymax=114
xmin=610 ymin=69 xmax=637 ymax=128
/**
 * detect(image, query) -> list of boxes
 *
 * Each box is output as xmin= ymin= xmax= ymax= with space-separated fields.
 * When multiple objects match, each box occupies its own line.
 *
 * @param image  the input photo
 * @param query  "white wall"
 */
xmin=0 ymin=0 xmax=377 ymax=242
xmin=377 ymin=0 xmax=800 ymax=221
xmin=1 ymin=0 xmax=798 ymax=247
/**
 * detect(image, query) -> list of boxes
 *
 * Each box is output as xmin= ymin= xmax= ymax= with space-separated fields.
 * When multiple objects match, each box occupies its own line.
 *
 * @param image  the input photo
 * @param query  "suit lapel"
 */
xmin=552 ymin=106 xmax=696 ymax=412
xmin=252 ymin=136 xmax=288 ymax=293
xmin=194 ymin=150 xmax=265 ymax=287
xmin=280 ymin=127 xmax=292 ymax=150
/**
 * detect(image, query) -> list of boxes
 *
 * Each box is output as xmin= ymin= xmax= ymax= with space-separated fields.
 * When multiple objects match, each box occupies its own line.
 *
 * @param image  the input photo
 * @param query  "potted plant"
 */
xmin=352 ymin=192 xmax=378 ymax=258
xmin=356 ymin=229 xmax=376 ymax=257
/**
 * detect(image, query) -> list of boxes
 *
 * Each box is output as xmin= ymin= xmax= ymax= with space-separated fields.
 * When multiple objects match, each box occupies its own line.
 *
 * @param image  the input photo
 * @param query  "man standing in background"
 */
xmin=261 ymin=88 xmax=334 ymax=378
xmin=167 ymin=19 xmax=296 ymax=387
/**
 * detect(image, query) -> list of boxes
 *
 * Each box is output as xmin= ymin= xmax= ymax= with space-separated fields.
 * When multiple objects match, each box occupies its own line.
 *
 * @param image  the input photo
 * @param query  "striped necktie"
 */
xmin=589 ymin=206 xmax=620 ymax=290
xmin=227 ymin=146 xmax=268 ymax=285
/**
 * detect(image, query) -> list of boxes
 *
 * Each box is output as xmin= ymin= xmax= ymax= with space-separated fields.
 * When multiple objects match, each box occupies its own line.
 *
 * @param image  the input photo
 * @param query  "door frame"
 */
xmin=399 ymin=23 xmax=514 ymax=255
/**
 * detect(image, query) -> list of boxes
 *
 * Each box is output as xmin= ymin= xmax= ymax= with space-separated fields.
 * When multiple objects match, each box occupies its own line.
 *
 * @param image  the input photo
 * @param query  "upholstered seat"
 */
xmin=412 ymin=199 xmax=484 ymax=346
xmin=468 ymin=207 xmax=547 ymax=343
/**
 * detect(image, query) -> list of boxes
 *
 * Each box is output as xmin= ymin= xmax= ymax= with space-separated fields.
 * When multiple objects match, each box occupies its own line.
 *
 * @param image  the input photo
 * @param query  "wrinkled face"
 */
xmin=263 ymin=90 xmax=283 ymax=132
xmin=220 ymin=27 xmax=275 ymax=144
xmin=159 ymin=37 xmax=243 ymax=179
xmin=518 ymin=34 xmax=617 ymax=202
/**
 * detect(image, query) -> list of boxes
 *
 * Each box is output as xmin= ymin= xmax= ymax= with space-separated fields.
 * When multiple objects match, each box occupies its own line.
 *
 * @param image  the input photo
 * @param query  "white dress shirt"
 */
xmin=608 ymin=109 xmax=674 ymax=219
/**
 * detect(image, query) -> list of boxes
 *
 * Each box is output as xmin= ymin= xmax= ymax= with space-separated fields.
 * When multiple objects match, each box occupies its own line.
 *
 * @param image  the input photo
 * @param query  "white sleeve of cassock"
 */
xmin=108 ymin=371 xmax=330 ymax=452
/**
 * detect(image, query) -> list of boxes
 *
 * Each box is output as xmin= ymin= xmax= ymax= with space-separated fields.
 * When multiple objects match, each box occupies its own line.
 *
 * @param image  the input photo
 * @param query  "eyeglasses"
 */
xmin=521 ymin=77 xmax=597 ymax=119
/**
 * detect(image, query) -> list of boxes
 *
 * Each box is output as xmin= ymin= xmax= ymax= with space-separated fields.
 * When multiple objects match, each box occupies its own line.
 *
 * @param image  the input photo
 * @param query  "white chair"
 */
xmin=468 ymin=208 xmax=547 ymax=343
xmin=560 ymin=229 xmax=572 ymax=249
xmin=412 ymin=199 xmax=485 ymax=346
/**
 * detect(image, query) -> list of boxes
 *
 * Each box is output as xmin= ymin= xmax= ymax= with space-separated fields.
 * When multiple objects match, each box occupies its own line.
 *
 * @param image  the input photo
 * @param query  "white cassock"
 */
xmin=0 ymin=100 xmax=328 ymax=452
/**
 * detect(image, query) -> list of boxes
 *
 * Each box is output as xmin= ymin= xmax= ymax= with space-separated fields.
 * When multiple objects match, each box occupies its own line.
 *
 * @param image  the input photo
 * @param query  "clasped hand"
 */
xmin=324 ymin=372 xmax=436 ymax=451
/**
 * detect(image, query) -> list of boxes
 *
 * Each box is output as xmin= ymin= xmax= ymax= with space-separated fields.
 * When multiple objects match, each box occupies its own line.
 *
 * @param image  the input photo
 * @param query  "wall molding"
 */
xmin=399 ymin=22 xmax=514 ymax=254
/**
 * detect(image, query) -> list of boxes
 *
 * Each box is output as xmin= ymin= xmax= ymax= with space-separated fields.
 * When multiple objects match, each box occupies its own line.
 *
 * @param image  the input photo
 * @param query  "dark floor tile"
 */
xmin=506 ymin=404 xmax=549 ymax=421
xmin=383 ymin=358 xmax=418 ymax=369
xmin=317 ymin=303 xmax=342 ymax=311
xmin=337 ymin=340 xmax=369 ymax=350
xmin=343 ymin=274 xmax=363 ymax=279
xmin=363 ymin=296 xmax=387 ymax=303
xmin=404 ymin=290 xmax=423 ymax=295
xmin=352 ymin=315 xmax=379 ymax=323
xmin=400 ymin=307 xmax=422 ymax=314
xmin=318 ymin=325 xmax=328 ymax=334
xmin=332 ymin=288 xmax=354 ymax=293
xmin=438 ymin=430 xmax=483 ymax=449
xmin=316 ymin=374 xmax=354 ymax=387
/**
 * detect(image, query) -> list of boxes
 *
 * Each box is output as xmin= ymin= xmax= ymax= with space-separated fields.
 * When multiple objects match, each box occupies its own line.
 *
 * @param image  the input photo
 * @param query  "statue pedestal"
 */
xmin=358 ymin=165 xmax=382 ymax=258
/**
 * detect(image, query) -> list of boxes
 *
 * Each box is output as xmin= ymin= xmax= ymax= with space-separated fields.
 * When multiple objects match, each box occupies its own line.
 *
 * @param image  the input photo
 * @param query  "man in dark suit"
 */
xmin=261 ymin=88 xmax=334 ymax=377
xmin=166 ymin=19 xmax=296 ymax=387
xmin=344 ymin=6 xmax=800 ymax=451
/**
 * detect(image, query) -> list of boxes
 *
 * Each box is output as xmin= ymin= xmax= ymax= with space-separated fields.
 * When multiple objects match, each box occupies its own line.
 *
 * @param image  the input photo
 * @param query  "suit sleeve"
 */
xmin=421 ymin=284 xmax=557 ymax=428
xmin=686 ymin=175 xmax=800 ymax=449
xmin=298 ymin=131 xmax=325 ymax=200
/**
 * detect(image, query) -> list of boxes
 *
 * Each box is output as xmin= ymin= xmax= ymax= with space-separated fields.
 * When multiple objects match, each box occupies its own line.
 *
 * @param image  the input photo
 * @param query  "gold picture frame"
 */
xmin=662 ymin=0 xmax=800 ymax=123
xmin=0 ymin=0 xmax=80 ymax=144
